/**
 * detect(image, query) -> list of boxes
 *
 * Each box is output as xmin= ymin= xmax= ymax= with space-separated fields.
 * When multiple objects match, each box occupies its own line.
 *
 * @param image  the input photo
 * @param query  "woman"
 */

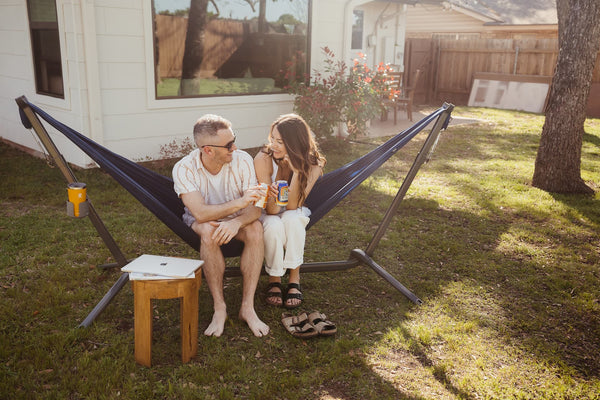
xmin=254 ymin=114 xmax=326 ymax=309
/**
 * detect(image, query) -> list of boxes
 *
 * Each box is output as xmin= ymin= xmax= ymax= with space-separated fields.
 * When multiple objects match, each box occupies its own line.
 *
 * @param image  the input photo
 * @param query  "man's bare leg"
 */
xmin=195 ymin=222 xmax=228 ymax=337
xmin=236 ymin=221 xmax=269 ymax=337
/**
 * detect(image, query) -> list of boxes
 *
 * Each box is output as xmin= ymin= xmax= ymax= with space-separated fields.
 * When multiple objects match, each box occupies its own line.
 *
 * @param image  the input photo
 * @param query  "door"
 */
xmin=404 ymin=38 xmax=433 ymax=104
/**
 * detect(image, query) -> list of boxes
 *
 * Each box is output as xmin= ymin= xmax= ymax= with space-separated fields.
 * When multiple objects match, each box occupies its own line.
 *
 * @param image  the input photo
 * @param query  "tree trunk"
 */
xmin=179 ymin=0 xmax=209 ymax=96
xmin=532 ymin=0 xmax=600 ymax=194
xmin=258 ymin=0 xmax=267 ymax=33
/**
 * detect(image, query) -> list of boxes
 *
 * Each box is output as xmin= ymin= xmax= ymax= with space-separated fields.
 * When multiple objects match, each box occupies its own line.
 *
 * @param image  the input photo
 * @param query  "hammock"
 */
xmin=15 ymin=95 xmax=453 ymax=326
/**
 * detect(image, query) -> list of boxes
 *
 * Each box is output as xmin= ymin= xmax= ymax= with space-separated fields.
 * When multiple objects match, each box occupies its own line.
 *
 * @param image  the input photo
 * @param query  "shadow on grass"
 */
xmin=3 ymin=109 xmax=600 ymax=398
xmin=377 ymin=193 xmax=600 ymax=380
xmin=584 ymin=131 xmax=600 ymax=148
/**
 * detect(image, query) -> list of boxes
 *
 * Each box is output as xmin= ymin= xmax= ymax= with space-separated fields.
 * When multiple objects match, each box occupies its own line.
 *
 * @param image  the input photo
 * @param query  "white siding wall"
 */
xmin=0 ymin=1 xmax=37 ymax=153
xmin=359 ymin=2 xmax=407 ymax=70
xmin=405 ymin=3 xmax=490 ymax=35
xmin=310 ymin=1 xmax=406 ymax=73
xmin=1 ymin=0 xmax=409 ymax=168
xmin=101 ymin=0 xmax=294 ymax=164
xmin=310 ymin=0 xmax=346 ymax=72
xmin=0 ymin=0 xmax=91 ymax=167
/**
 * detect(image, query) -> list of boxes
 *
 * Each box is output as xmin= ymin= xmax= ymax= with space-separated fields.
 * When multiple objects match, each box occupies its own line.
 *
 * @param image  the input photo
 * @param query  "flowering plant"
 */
xmin=284 ymin=47 xmax=395 ymax=138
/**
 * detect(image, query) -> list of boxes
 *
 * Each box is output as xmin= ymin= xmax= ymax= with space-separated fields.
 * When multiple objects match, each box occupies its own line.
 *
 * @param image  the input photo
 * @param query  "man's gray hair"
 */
xmin=193 ymin=114 xmax=232 ymax=145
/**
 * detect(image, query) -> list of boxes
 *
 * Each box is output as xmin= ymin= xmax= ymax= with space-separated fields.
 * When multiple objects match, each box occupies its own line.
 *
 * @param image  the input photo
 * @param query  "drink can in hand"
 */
xmin=254 ymin=183 xmax=268 ymax=208
xmin=276 ymin=180 xmax=288 ymax=206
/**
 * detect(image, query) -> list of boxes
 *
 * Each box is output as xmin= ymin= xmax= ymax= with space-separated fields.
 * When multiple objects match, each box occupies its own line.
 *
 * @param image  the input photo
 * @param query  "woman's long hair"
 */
xmin=265 ymin=114 xmax=326 ymax=206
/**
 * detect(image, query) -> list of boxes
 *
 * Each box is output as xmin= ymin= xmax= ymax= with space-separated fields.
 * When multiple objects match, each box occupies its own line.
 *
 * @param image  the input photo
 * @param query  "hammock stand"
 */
xmin=15 ymin=95 xmax=454 ymax=327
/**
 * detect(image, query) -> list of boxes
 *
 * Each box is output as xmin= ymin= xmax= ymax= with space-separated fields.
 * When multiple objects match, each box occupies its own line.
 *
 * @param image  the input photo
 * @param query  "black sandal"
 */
xmin=265 ymin=282 xmax=283 ymax=306
xmin=284 ymin=283 xmax=303 ymax=309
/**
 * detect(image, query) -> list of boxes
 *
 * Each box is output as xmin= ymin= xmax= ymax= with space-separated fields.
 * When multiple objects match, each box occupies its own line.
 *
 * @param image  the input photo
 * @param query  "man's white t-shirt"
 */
xmin=172 ymin=148 xmax=258 ymax=225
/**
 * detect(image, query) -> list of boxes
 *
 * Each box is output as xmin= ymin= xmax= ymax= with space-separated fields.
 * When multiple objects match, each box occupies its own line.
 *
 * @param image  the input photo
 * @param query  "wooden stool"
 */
xmin=132 ymin=272 xmax=202 ymax=367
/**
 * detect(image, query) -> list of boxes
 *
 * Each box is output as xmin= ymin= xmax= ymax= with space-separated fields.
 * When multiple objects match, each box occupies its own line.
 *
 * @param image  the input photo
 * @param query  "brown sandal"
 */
xmin=308 ymin=311 xmax=337 ymax=336
xmin=281 ymin=312 xmax=318 ymax=338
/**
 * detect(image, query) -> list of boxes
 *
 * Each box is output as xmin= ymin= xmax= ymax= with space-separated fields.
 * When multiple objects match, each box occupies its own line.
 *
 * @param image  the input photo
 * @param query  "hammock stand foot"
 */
xmin=350 ymin=249 xmax=422 ymax=305
xmin=79 ymin=273 xmax=130 ymax=328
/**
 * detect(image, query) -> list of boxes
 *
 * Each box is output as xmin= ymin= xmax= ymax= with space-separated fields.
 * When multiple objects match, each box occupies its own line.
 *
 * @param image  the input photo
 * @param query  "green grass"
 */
xmin=1 ymin=106 xmax=600 ymax=399
xmin=157 ymin=77 xmax=280 ymax=97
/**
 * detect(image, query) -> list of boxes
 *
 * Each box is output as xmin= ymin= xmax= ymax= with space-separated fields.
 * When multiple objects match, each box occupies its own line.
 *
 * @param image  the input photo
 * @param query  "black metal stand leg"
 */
xmin=79 ymin=273 xmax=130 ymax=328
xmin=350 ymin=249 xmax=422 ymax=305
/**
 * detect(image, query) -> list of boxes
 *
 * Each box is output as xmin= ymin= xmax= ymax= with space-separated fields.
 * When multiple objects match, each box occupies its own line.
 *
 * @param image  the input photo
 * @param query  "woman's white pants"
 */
xmin=260 ymin=208 xmax=310 ymax=277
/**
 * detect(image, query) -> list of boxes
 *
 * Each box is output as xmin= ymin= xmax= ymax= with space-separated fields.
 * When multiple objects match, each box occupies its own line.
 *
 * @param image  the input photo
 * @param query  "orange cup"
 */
xmin=67 ymin=182 xmax=87 ymax=217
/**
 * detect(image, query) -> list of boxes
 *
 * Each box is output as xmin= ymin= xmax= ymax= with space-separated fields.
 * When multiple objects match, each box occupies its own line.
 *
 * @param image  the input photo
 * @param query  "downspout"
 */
xmin=80 ymin=0 xmax=104 ymax=146
xmin=342 ymin=0 xmax=356 ymax=62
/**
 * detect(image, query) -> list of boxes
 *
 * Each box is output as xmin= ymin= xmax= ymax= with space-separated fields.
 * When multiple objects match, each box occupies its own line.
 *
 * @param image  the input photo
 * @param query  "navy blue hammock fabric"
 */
xmin=20 ymin=101 xmax=449 ymax=257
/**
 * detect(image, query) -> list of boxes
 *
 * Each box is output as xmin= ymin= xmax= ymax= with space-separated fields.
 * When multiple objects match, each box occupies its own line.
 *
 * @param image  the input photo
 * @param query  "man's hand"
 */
xmin=210 ymin=219 xmax=242 ymax=245
xmin=242 ymin=185 xmax=267 ymax=207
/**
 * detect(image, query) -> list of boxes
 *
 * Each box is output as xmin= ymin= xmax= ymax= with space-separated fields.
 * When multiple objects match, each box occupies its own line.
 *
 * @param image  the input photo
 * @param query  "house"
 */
xmin=0 ymin=0 xmax=426 ymax=168
xmin=404 ymin=0 xmax=558 ymax=39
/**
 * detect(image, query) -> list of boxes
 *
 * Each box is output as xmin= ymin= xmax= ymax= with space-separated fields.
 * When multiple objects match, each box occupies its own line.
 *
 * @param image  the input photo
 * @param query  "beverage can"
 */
xmin=276 ymin=180 xmax=288 ymax=206
xmin=254 ymin=183 xmax=268 ymax=208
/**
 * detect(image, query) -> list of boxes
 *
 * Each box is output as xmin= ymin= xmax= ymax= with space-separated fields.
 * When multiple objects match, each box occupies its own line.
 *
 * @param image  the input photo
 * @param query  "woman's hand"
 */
xmin=283 ymin=155 xmax=298 ymax=174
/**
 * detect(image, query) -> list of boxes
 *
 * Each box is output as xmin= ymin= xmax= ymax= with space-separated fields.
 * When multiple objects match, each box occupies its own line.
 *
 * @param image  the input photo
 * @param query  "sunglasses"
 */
xmin=202 ymin=136 xmax=236 ymax=151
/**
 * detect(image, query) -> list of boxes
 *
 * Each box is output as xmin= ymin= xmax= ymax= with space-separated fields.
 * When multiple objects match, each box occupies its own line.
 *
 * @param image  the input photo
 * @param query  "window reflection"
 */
xmin=153 ymin=0 xmax=310 ymax=98
xmin=351 ymin=10 xmax=363 ymax=50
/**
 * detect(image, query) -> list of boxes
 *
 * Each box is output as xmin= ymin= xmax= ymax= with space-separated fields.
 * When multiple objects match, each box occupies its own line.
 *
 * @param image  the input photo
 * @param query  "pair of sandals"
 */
xmin=265 ymin=282 xmax=303 ymax=309
xmin=281 ymin=311 xmax=337 ymax=338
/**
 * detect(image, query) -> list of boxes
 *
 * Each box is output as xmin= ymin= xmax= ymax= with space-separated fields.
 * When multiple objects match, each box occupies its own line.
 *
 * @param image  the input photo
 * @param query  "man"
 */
xmin=173 ymin=114 xmax=269 ymax=337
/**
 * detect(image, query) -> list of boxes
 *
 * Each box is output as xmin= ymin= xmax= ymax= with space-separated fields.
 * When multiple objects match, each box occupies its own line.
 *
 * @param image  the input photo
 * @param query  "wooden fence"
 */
xmin=155 ymin=15 xmax=246 ymax=79
xmin=155 ymin=15 xmax=305 ymax=83
xmin=406 ymin=37 xmax=600 ymax=107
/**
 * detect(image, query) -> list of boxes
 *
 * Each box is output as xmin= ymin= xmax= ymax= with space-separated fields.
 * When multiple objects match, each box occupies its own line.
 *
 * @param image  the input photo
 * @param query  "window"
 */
xmin=26 ymin=0 xmax=64 ymax=98
xmin=152 ymin=0 xmax=310 ymax=98
xmin=351 ymin=10 xmax=363 ymax=50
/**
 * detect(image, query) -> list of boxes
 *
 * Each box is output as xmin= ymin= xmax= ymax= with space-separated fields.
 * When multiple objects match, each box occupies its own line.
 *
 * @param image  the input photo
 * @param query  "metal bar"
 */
xmin=79 ymin=273 xmax=130 ymax=328
xmin=350 ymin=249 xmax=422 ymax=305
xmin=16 ymin=97 xmax=128 ymax=267
xmin=15 ymin=96 xmax=130 ymax=327
xmin=97 ymin=261 xmax=132 ymax=270
xmin=223 ymin=258 xmax=360 ymax=277
xmin=365 ymin=104 xmax=453 ymax=256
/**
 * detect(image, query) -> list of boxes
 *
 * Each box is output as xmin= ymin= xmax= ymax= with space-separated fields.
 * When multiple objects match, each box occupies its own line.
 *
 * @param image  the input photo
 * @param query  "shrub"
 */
xmin=284 ymin=47 xmax=395 ymax=138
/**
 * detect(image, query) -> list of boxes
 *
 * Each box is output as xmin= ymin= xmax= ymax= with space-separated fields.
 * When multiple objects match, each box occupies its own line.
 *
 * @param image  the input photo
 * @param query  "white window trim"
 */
xmin=141 ymin=1 xmax=295 ymax=110
xmin=27 ymin=0 xmax=71 ymax=111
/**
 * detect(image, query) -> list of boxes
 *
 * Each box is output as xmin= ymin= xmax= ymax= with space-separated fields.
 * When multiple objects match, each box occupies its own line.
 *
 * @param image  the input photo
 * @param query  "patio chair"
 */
xmin=395 ymin=69 xmax=422 ymax=122
xmin=15 ymin=95 xmax=453 ymax=327
xmin=381 ymin=70 xmax=403 ymax=124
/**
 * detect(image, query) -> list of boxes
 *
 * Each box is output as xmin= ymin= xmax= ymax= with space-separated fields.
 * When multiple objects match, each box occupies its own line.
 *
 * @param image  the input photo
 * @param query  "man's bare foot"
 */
xmin=204 ymin=309 xmax=227 ymax=337
xmin=239 ymin=308 xmax=270 ymax=337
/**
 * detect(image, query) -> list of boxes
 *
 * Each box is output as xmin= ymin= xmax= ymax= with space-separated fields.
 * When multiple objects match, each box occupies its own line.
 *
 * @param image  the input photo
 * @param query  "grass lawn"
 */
xmin=157 ymin=77 xmax=280 ymax=97
xmin=1 ymin=106 xmax=599 ymax=399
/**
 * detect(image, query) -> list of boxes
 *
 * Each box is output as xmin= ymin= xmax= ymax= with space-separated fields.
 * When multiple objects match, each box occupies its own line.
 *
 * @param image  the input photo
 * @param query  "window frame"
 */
xmin=26 ymin=0 xmax=65 ymax=99
xmin=149 ymin=0 xmax=312 ymax=101
xmin=351 ymin=9 xmax=364 ymax=50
